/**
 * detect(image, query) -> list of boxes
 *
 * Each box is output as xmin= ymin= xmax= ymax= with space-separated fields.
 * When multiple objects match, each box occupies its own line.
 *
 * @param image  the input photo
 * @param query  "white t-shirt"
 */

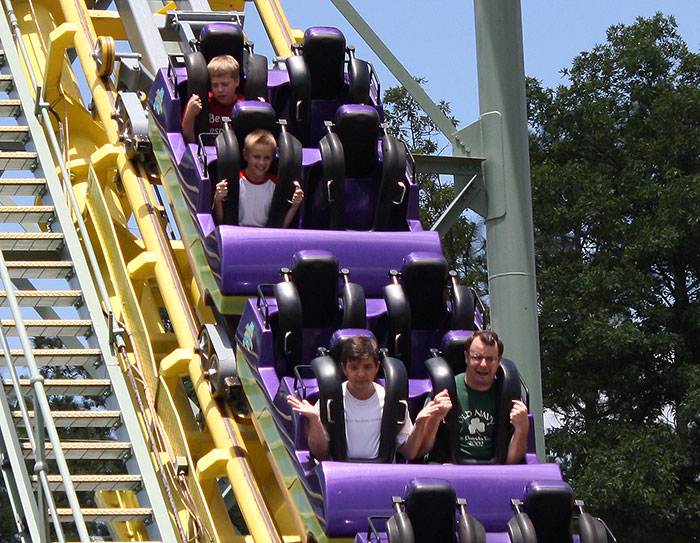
xmin=238 ymin=173 xmax=276 ymax=227
xmin=316 ymin=382 xmax=413 ymax=460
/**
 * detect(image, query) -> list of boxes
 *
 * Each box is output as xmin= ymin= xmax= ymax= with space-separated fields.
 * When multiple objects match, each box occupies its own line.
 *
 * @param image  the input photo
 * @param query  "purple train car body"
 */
xmin=148 ymin=21 xmax=609 ymax=543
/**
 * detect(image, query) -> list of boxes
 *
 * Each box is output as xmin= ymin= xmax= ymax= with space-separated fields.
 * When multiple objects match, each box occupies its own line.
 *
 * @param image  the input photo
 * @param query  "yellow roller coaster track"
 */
xmin=0 ymin=0 xmax=318 ymax=542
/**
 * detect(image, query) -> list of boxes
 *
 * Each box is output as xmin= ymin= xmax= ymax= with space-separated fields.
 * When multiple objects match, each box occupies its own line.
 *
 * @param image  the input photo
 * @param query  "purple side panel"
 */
xmin=268 ymin=68 xmax=290 ymax=87
xmin=166 ymin=133 xmax=187 ymax=164
xmin=302 ymin=147 xmax=322 ymax=167
xmin=197 ymin=213 xmax=215 ymax=237
xmin=319 ymin=462 xmax=563 ymax=536
xmin=216 ymin=227 xmax=443 ymax=297
xmin=150 ymin=68 xmax=184 ymax=134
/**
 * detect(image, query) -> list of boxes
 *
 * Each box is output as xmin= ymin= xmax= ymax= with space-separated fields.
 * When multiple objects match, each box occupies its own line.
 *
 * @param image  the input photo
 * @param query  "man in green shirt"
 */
xmin=420 ymin=330 xmax=529 ymax=463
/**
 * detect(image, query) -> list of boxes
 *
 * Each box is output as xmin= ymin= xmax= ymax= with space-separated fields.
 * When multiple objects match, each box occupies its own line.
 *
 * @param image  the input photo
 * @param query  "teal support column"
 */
xmin=473 ymin=0 xmax=544 ymax=458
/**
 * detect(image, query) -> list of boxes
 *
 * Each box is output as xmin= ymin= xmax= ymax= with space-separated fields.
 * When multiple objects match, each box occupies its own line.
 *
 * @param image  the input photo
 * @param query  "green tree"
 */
xmin=383 ymin=80 xmax=487 ymax=292
xmin=528 ymin=13 xmax=700 ymax=541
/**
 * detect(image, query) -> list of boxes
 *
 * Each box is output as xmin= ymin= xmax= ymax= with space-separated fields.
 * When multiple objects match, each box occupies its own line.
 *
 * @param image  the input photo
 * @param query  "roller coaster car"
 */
xmin=148 ymin=24 xmax=440 ymax=301
xmin=360 ymin=479 xmax=612 ymax=543
xmin=148 ymin=17 xmax=615 ymax=543
xmin=231 ymin=250 xmax=608 ymax=542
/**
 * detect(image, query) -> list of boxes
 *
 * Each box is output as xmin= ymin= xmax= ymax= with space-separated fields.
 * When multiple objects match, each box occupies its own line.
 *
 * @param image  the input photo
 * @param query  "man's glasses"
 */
xmin=468 ymin=353 xmax=498 ymax=364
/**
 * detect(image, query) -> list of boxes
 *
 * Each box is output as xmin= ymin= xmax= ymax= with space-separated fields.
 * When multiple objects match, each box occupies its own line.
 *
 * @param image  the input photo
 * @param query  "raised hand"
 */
xmin=213 ymin=179 xmax=229 ymax=203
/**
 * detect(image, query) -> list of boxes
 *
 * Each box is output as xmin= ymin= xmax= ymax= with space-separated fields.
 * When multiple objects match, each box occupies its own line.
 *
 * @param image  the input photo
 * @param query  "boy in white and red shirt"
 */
xmin=181 ymin=54 xmax=245 ymax=143
xmin=212 ymin=129 xmax=304 ymax=227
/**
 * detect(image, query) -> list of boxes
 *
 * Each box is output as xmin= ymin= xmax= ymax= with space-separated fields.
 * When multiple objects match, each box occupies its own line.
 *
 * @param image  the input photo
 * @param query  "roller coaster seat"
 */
xmin=424 ymin=354 xmax=522 ymax=464
xmin=304 ymin=104 xmax=412 ymax=231
xmin=382 ymin=252 xmax=476 ymax=374
xmin=183 ymin=23 xmax=268 ymax=138
xmin=272 ymin=251 xmax=366 ymax=375
xmin=522 ymin=480 xmax=574 ymax=543
xmin=284 ymin=26 xmax=373 ymax=146
xmin=380 ymin=478 xmax=486 ymax=543
xmin=310 ymin=329 xmax=409 ymax=462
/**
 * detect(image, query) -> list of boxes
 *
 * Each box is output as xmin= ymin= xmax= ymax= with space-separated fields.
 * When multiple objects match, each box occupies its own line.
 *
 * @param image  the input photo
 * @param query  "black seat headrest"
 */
xmin=303 ymin=27 xmax=346 ymax=98
xmin=334 ymin=105 xmax=380 ymax=178
xmin=401 ymin=252 xmax=449 ymax=329
xmin=440 ymin=331 xmax=474 ymax=376
xmin=404 ymin=478 xmax=457 ymax=543
xmin=328 ymin=328 xmax=376 ymax=362
xmin=200 ymin=23 xmax=244 ymax=65
xmin=231 ymin=101 xmax=277 ymax=150
xmin=524 ymin=480 xmax=575 ymax=543
xmin=291 ymin=250 xmax=340 ymax=327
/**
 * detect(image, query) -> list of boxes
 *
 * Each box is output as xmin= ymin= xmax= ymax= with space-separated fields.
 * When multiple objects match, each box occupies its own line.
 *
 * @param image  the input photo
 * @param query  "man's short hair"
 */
xmin=464 ymin=330 xmax=504 ymax=357
xmin=207 ymin=54 xmax=240 ymax=79
xmin=340 ymin=336 xmax=379 ymax=365
xmin=243 ymin=129 xmax=276 ymax=151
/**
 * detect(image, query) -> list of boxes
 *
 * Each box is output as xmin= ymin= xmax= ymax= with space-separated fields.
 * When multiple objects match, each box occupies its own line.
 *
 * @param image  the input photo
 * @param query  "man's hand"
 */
xmin=287 ymin=395 xmax=320 ymax=421
xmin=509 ymin=399 xmax=528 ymax=433
xmin=506 ymin=399 xmax=529 ymax=464
xmin=287 ymin=394 xmax=329 ymax=461
xmin=432 ymin=389 xmax=452 ymax=417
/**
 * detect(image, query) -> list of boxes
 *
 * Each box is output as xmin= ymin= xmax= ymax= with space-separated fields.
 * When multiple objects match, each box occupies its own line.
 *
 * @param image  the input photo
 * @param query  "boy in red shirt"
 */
xmin=182 ymin=54 xmax=245 ymax=143
xmin=212 ymin=129 xmax=304 ymax=227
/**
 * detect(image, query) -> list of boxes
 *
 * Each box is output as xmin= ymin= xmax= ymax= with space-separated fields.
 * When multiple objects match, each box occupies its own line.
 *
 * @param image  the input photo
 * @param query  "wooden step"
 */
xmin=0 ymin=319 xmax=92 ymax=336
xmin=3 ymin=378 xmax=111 ymax=396
xmin=13 ymin=410 xmax=122 ymax=428
xmin=0 ymin=99 xmax=21 ymax=116
xmin=0 ymin=74 xmax=13 ymax=92
xmin=0 ymin=125 xmax=28 ymax=143
xmin=0 ymin=150 xmax=37 ymax=169
xmin=34 ymin=474 xmax=141 ymax=492
xmin=0 ymin=177 xmax=46 ymax=196
xmin=0 ymin=205 xmax=54 ymax=223
xmin=0 ymin=289 xmax=83 ymax=307
xmin=0 ymin=232 xmax=63 ymax=252
xmin=4 ymin=261 xmax=74 ymax=279
xmin=22 ymin=440 xmax=131 ymax=461
xmin=0 ymin=348 xmax=102 ymax=366
xmin=54 ymin=507 xmax=152 ymax=523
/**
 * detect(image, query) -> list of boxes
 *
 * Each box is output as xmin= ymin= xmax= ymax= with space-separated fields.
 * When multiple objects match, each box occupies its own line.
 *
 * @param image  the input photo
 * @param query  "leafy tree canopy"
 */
xmin=528 ymin=13 xmax=700 ymax=541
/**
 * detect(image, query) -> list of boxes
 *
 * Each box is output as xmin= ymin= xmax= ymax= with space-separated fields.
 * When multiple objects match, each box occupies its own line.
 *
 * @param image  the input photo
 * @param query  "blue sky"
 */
xmin=246 ymin=1 xmax=699 ymax=132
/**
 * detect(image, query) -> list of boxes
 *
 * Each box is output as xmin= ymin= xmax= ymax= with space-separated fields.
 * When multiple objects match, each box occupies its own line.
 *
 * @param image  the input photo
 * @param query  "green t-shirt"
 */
xmin=454 ymin=373 xmax=497 ymax=461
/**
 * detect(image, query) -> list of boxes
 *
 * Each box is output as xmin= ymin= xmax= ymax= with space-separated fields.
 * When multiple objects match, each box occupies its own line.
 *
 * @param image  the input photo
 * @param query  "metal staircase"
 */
xmin=0 ymin=7 xmax=177 ymax=543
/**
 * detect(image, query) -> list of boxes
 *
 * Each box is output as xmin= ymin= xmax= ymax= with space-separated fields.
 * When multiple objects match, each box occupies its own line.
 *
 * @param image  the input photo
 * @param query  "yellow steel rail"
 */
xmin=2 ymin=0 xmax=304 ymax=541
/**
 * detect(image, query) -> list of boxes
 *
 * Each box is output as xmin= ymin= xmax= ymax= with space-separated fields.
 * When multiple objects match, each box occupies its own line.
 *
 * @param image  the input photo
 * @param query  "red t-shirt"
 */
xmin=207 ymin=91 xmax=245 ymax=133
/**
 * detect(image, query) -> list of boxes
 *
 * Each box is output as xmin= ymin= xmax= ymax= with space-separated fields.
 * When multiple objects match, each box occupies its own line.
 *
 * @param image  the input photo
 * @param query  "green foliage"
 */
xmin=529 ymin=13 xmax=700 ymax=541
xmin=383 ymin=80 xmax=487 ymax=291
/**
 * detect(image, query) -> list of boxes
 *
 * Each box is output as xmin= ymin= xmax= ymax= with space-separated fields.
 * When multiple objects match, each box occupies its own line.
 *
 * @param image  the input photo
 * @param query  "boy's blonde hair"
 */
xmin=207 ymin=54 xmax=240 ymax=79
xmin=244 ymin=129 xmax=276 ymax=151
